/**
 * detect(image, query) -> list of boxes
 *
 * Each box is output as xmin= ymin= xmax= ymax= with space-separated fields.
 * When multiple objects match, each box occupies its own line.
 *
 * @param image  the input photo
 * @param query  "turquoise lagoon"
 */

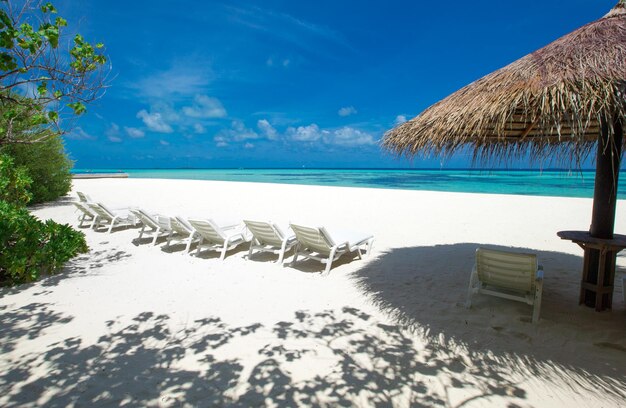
xmin=71 ymin=168 xmax=626 ymax=199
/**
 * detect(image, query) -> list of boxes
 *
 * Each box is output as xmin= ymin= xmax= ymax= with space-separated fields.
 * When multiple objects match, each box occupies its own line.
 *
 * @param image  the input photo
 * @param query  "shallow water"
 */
xmin=72 ymin=168 xmax=626 ymax=199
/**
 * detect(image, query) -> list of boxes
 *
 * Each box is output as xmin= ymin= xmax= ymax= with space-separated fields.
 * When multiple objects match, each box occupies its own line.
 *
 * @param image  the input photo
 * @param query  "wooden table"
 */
xmin=557 ymin=230 xmax=626 ymax=311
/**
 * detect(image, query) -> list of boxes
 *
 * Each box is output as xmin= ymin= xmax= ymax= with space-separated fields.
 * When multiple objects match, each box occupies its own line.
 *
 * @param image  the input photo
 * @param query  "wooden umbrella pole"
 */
xmin=584 ymin=114 xmax=623 ymax=309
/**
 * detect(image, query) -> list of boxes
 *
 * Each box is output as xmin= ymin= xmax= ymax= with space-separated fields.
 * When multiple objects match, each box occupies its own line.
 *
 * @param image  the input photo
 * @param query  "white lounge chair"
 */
xmin=466 ymin=247 xmax=544 ymax=323
xmin=244 ymin=220 xmax=297 ymax=264
xmin=187 ymin=219 xmax=249 ymax=260
xmin=289 ymin=223 xmax=374 ymax=275
xmin=130 ymin=208 xmax=171 ymax=245
xmin=88 ymin=202 xmax=137 ymax=233
xmin=77 ymin=191 xmax=92 ymax=202
xmin=73 ymin=202 xmax=96 ymax=227
xmin=166 ymin=216 xmax=200 ymax=253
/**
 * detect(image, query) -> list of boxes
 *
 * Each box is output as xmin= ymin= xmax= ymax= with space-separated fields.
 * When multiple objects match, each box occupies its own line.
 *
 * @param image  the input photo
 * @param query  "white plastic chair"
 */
xmin=73 ymin=202 xmax=96 ymax=227
xmin=466 ymin=247 xmax=544 ymax=323
xmin=166 ymin=216 xmax=200 ymax=253
xmin=77 ymin=191 xmax=92 ymax=202
xmin=88 ymin=202 xmax=137 ymax=233
xmin=244 ymin=220 xmax=297 ymax=264
xmin=289 ymin=223 xmax=374 ymax=275
xmin=130 ymin=208 xmax=172 ymax=245
xmin=187 ymin=219 xmax=250 ymax=260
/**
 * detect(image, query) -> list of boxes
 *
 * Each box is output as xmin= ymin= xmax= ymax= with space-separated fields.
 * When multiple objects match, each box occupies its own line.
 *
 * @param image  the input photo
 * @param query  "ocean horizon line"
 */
xmin=71 ymin=167 xmax=620 ymax=172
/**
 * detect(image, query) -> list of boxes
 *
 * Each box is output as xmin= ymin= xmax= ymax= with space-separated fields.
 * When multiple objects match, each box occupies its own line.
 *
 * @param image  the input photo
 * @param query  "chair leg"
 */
xmin=220 ymin=240 xmax=229 ymax=261
xmin=184 ymin=233 xmax=195 ymax=254
xmin=465 ymin=267 xmax=478 ymax=309
xmin=532 ymin=279 xmax=543 ymax=324
xmin=247 ymin=242 xmax=254 ymax=260
xmin=108 ymin=217 xmax=117 ymax=233
xmin=152 ymin=228 xmax=161 ymax=245
xmin=292 ymin=244 xmax=300 ymax=265
xmin=195 ymin=238 xmax=204 ymax=256
xmin=323 ymin=248 xmax=337 ymax=275
xmin=92 ymin=216 xmax=100 ymax=230
xmin=277 ymin=241 xmax=287 ymax=264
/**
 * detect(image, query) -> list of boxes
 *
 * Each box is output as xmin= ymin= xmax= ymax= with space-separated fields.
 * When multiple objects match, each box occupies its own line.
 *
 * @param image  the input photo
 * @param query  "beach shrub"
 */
xmin=1 ymin=134 xmax=73 ymax=203
xmin=0 ymin=154 xmax=32 ymax=206
xmin=0 ymin=200 xmax=88 ymax=286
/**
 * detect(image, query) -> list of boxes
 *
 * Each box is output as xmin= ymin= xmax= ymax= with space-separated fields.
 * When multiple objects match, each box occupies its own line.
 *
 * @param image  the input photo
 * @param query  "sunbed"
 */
xmin=243 ymin=220 xmax=297 ymax=264
xmin=130 ymin=208 xmax=172 ymax=245
xmin=166 ymin=216 xmax=200 ymax=253
xmin=466 ymin=247 xmax=544 ymax=323
xmin=187 ymin=219 xmax=250 ymax=260
xmin=88 ymin=202 xmax=137 ymax=233
xmin=289 ymin=223 xmax=374 ymax=275
xmin=73 ymin=202 xmax=96 ymax=228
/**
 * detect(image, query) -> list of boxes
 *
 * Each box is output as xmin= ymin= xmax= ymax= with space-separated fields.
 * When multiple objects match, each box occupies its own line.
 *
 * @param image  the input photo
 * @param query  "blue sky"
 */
xmin=58 ymin=0 xmax=616 ymax=169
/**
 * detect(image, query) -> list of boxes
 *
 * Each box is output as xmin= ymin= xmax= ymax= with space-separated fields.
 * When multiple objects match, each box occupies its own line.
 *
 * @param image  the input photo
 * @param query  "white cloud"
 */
xmin=137 ymin=110 xmax=173 ymax=133
xmin=106 ymin=123 xmax=123 ymax=142
xmin=160 ymin=140 xmax=170 ymax=146
xmin=193 ymin=123 xmax=206 ymax=134
xmin=127 ymin=64 xmax=214 ymax=100
xmin=182 ymin=95 xmax=227 ymax=119
xmin=338 ymin=106 xmax=357 ymax=117
xmin=244 ymin=142 xmax=254 ymax=149
xmin=394 ymin=115 xmax=408 ymax=125
xmin=327 ymin=127 xmax=377 ymax=146
xmin=286 ymin=124 xmax=326 ymax=142
xmin=257 ymin=119 xmax=278 ymax=140
xmin=229 ymin=120 xmax=259 ymax=141
xmin=214 ymin=135 xmax=229 ymax=147
xmin=65 ymin=127 xmax=96 ymax=140
xmin=124 ymin=126 xmax=145 ymax=138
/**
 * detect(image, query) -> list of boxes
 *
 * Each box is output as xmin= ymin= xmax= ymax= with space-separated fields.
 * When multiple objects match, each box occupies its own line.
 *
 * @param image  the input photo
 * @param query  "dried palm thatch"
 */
xmin=383 ymin=2 xmax=626 ymax=166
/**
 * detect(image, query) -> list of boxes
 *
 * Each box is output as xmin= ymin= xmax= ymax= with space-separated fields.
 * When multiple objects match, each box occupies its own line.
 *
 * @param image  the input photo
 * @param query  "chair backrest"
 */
xmin=131 ymin=209 xmax=165 ymax=230
xmin=244 ymin=220 xmax=284 ymax=246
xmin=475 ymin=248 xmax=537 ymax=293
xmin=188 ymin=219 xmax=226 ymax=243
xmin=290 ymin=224 xmax=336 ymax=255
xmin=171 ymin=216 xmax=193 ymax=235
xmin=74 ymin=202 xmax=94 ymax=216
xmin=88 ymin=203 xmax=113 ymax=220
xmin=77 ymin=191 xmax=92 ymax=202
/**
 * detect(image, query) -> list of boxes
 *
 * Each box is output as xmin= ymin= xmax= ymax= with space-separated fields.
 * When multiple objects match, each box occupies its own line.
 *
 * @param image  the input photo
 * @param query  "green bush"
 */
xmin=0 ymin=200 xmax=88 ymax=286
xmin=0 ymin=154 xmax=32 ymax=206
xmin=1 ymin=134 xmax=72 ymax=204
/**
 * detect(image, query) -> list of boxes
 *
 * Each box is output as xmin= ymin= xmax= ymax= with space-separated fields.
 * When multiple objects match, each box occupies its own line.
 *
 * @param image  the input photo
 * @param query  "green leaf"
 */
xmin=47 ymin=111 xmax=58 ymax=122
xmin=68 ymin=102 xmax=86 ymax=115
xmin=41 ymin=3 xmax=57 ymax=13
xmin=37 ymin=82 xmax=48 ymax=96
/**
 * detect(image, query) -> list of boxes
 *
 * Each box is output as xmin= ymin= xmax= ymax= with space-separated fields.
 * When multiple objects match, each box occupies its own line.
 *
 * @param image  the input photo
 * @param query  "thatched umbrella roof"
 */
xmin=383 ymin=2 xmax=626 ymax=165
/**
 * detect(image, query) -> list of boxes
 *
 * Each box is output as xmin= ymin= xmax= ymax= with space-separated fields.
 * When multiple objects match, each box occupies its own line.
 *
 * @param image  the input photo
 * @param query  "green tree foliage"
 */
xmin=0 ymin=0 xmax=108 ymax=145
xmin=1 ymin=132 xmax=72 ymax=203
xmin=0 ymin=152 xmax=31 ymax=205
xmin=0 ymin=200 xmax=88 ymax=286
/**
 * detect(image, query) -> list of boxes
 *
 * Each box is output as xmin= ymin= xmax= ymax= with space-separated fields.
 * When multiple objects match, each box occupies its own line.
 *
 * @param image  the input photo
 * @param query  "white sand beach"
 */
xmin=2 ymin=178 xmax=626 ymax=407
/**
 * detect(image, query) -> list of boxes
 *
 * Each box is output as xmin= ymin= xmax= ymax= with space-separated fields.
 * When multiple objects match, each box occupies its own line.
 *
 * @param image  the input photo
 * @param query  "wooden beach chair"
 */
xmin=187 ymin=219 xmax=250 ymax=260
xmin=466 ymin=247 xmax=544 ymax=323
xmin=289 ymin=223 xmax=374 ymax=275
xmin=130 ymin=208 xmax=172 ymax=245
xmin=244 ymin=220 xmax=297 ymax=264
xmin=88 ymin=202 xmax=137 ymax=233
xmin=166 ymin=216 xmax=200 ymax=253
